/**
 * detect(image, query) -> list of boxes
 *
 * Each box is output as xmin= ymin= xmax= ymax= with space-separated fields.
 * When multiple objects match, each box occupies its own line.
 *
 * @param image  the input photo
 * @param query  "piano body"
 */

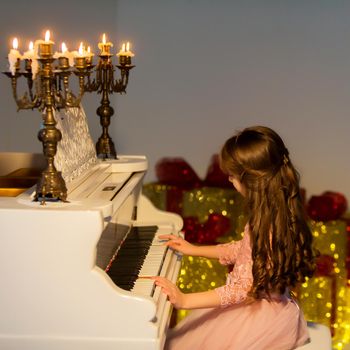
xmin=0 ymin=108 xmax=183 ymax=350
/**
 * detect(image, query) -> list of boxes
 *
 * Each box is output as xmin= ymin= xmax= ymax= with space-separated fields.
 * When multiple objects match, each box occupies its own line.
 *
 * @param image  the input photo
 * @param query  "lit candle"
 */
xmin=8 ymin=38 xmax=21 ymax=75
xmin=85 ymin=46 xmax=94 ymax=66
xmin=124 ymin=42 xmax=135 ymax=57
xmin=57 ymin=42 xmax=70 ymax=68
xmin=74 ymin=42 xmax=87 ymax=69
xmin=60 ymin=42 xmax=68 ymax=56
xmin=117 ymin=41 xmax=134 ymax=65
xmin=63 ymin=43 xmax=76 ymax=67
xmin=118 ymin=43 xmax=126 ymax=55
xmin=22 ymin=41 xmax=35 ymax=71
xmin=22 ymin=41 xmax=34 ymax=59
xmin=37 ymin=30 xmax=54 ymax=57
xmin=98 ymin=33 xmax=113 ymax=55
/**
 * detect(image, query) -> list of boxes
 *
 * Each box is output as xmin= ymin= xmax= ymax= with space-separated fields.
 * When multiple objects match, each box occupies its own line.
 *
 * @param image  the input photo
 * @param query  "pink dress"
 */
xmin=165 ymin=225 xmax=310 ymax=350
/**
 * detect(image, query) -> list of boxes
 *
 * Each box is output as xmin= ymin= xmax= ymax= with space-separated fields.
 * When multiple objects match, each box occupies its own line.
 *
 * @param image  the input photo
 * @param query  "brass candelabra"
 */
xmin=84 ymin=39 xmax=134 ymax=159
xmin=4 ymin=31 xmax=135 ymax=202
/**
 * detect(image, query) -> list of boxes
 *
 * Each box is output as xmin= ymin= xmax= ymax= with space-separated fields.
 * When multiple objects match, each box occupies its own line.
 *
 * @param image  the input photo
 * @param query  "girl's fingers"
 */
xmin=154 ymin=277 xmax=174 ymax=291
xmin=154 ymin=277 xmax=168 ymax=287
xmin=158 ymin=234 xmax=184 ymax=246
xmin=158 ymin=234 xmax=177 ymax=240
xmin=165 ymin=240 xmax=180 ymax=248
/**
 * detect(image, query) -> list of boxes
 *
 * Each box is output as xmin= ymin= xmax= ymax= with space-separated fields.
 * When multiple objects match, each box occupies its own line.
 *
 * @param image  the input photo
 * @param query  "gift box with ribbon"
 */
xmin=143 ymin=154 xmax=246 ymax=243
xmin=297 ymin=192 xmax=350 ymax=348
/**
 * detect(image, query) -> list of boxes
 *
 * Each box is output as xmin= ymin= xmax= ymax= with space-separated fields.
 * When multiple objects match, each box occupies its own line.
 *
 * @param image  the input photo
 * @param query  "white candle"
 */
xmin=8 ymin=38 xmax=22 ymax=75
xmin=22 ymin=41 xmax=35 ymax=60
xmin=54 ymin=42 xmax=71 ymax=68
xmin=22 ymin=41 xmax=40 ymax=79
xmin=22 ymin=41 xmax=37 ymax=75
xmin=78 ymin=42 xmax=84 ymax=56
xmin=125 ymin=42 xmax=135 ymax=57
xmin=73 ymin=42 xmax=88 ymax=57
xmin=36 ymin=30 xmax=54 ymax=57
xmin=117 ymin=41 xmax=135 ymax=57
xmin=85 ymin=46 xmax=94 ymax=65
xmin=98 ymin=33 xmax=113 ymax=55
xmin=86 ymin=46 xmax=94 ymax=57
xmin=61 ymin=42 xmax=68 ymax=55
xmin=74 ymin=42 xmax=87 ymax=68
xmin=62 ymin=43 xmax=76 ymax=67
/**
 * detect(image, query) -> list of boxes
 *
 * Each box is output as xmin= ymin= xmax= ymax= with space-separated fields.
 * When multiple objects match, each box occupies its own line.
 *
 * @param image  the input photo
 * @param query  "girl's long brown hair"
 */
xmin=220 ymin=126 xmax=315 ymax=298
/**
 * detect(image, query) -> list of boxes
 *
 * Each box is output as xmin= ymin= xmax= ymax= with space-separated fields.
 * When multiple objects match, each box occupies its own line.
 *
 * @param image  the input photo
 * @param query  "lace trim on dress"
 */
xmin=215 ymin=224 xmax=253 ymax=307
xmin=215 ymin=262 xmax=253 ymax=307
xmin=216 ymin=224 xmax=249 ymax=265
xmin=216 ymin=240 xmax=242 ymax=265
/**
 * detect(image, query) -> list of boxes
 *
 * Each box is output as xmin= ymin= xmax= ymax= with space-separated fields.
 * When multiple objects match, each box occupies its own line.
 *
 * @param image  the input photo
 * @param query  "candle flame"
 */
xmin=87 ymin=46 xmax=91 ymax=53
xmin=126 ymin=42 xmax=130 ymax=51
xmin=45 ymin=30 xmax=50 ymax=42
xmin=12 ymin=38 xmax=18 ymax=50
xmin=79 ymin=42 xmax=84 ymax=55
xmin=29 ymin=41 xmax=34 ymax=51
xmin=121 ymin=43 xmax=126 ymax=52
xmin=62 ymin=42 xmax=68 ymax=53
xmin=102 ymin=33 xmax=106 ymax=44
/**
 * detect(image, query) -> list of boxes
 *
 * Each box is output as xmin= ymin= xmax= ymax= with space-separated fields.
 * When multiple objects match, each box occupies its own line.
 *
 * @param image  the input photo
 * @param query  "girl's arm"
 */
xmin=153 ymin=276 xmax=221 ymax=309
xmin=159 ymin=234 xmax=220 ymax=259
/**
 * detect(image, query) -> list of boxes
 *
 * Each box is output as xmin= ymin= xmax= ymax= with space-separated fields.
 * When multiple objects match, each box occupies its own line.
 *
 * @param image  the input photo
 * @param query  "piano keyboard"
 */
xmin=106 ymin=224 xmax=175 ymax=297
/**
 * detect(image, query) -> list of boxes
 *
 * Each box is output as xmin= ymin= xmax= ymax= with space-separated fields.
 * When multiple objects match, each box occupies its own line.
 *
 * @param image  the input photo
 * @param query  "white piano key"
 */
xmin=129 ymin=223 xmax=180 ymax=298
xmin=132 ymin=279 xmax=155 ymax=296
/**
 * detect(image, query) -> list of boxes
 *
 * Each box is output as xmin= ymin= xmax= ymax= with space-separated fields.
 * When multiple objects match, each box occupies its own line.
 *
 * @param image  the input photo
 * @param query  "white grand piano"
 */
xmin=0 ymin=107 xmax=183 ymax=350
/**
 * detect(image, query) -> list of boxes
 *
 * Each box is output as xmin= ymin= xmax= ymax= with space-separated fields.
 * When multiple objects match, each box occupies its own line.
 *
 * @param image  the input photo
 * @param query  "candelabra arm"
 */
xmin=54 ymin=69 xmax=87 ymax=109
xmin=24 ymin=71 xmax=35 ymax=102
xmin=112 ymin=65 xmax=134 ymax=92
xmin=5 ymin=73 xmax=41 ymax=110
xmin=60 ymin=71 xmax=85 ymax=108
xmin=84 ymin=69 xmax=99 ymax=92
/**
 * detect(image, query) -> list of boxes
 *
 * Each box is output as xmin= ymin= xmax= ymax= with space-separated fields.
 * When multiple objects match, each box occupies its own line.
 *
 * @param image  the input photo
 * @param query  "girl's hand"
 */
xmin=158 ymin=234 xmax=197 ymax=256
xmin=153 ymin=276 xmax=185 ymax=309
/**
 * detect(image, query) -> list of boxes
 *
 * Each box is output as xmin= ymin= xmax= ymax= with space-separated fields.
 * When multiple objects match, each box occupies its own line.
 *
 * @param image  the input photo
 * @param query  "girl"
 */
xmin=154 ymin=126 xmax=315 ymax=350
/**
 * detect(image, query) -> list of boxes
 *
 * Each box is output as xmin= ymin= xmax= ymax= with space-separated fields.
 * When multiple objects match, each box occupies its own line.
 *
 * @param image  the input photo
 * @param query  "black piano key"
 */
xmin=116 ymin=248 xmax=149 ymax=256
xmin=111 ymin=276 xmax=137 ymax=285
xmin=133 ymin=225 xmax=158 ymax=233
xmin=106 ymin=225 xmax=158 ymax=291
xmin=121 ymin=243 xmax=152 ymax=248
xmin=116 ymin=283 xmax=134 ymax=291
xmin=108 ymin=271 xmax=140 ymax=278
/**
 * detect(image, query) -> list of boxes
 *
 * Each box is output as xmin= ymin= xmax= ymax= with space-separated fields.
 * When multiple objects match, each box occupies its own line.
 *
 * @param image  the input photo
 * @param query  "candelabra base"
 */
xmin=34 ymin=170 xmax=67 ymax=203
xmin=96 ymin=136 xmax=117 ymax=160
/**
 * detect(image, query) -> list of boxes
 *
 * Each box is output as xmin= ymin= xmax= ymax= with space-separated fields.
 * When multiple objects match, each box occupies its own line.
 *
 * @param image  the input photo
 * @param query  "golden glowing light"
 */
xmin=12 ymin=38 xmax=18 ymax=50
xmin=45 ymin=30 xmax=50 ymax=42
xmin=78 ymin=42 xmax=84 ymax=56
xmin=61 ymin=42 xmax=67 ymax=53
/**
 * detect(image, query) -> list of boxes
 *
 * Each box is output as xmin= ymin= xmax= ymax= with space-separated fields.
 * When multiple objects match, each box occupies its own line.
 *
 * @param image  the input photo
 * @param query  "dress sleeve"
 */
xmin=216 ymin=224 xmax=249 ymax=265
xmin=214 ymin=224 xmax=253 ymax=307
xmin=214 ymin=263 xmax=253 ymax=307
xmin=216 ymin=240 xmax=242 ymax=265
